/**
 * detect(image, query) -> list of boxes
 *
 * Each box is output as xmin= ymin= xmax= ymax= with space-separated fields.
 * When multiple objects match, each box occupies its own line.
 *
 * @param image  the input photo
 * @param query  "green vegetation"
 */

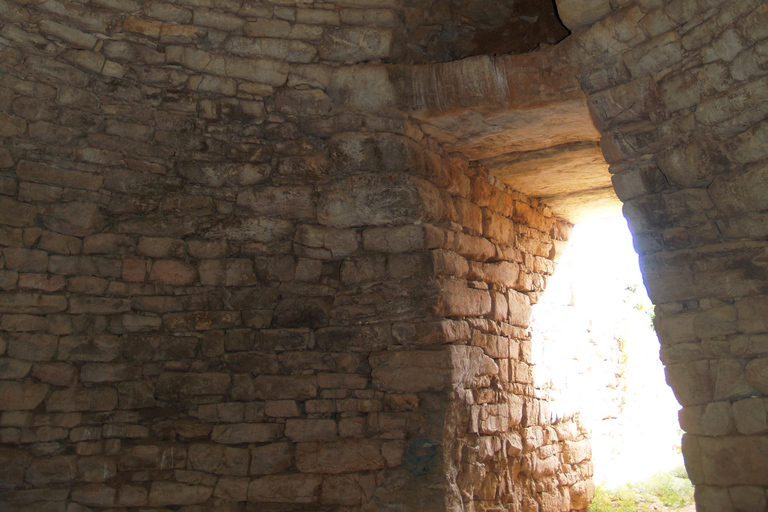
xmin=587 ymin=466 xmax=694 ymax=512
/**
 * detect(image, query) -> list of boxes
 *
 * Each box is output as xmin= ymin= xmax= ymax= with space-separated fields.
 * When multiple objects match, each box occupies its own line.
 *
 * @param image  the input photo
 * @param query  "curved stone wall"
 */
xmin=0 ymin=0 xmax=766 ymax=510
xmin=0 ymin=1 xmax=589 ymax=511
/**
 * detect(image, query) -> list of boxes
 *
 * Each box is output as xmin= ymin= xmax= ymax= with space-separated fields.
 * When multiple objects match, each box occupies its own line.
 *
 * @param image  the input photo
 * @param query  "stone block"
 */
xmin=40 ymin=202 xmax=106 ymax=237
xmin=248 ymin=474 xmax=322 ymax=503
xmin=699 ymin=435 xmax=768 ymax=485
xmin=733 ymin=398 xmax=768 ymax=435
xmin=694 ymin=485 xmax=735 ymax=512
xmin=8 ymin=333 xmax=58 ymax=361
xmin=296 ymin=439 xmax=385 ymax=474
xmin=746 ymin=358 xmax=768 ymax=395
xmin=656 ymin=137 xmax=728 ymax=188
xmin=25 ymin=455 xmax=76 ymax=487
xmin=137 ymin=237 xmax=186 ymax=258
xmin=660 ymin=62 xmax=732 ymax=112
xmin=729 ymin=486 xmax=767 ymax=512
xmin=188 ymin=444 xmax=250 ymax=476
xmin=245 ymin=19 xmax=291 ymax=38
xmin=225 ymin=36 xmax=316 ymax=64
xmin=709 ymin=162 xmax=768 ymax=217
xmin=555 ymin=0 xmax=611 ymax=29
xmin=318 ymin=173 xmax=443 ymax=228
xmin=46 ymin=388 xmax=118 ymax=412
xmin=714 ymin=358 xmax=755 ymax=401
xmin=32 ymin=362 xmax=78 ymax=387
xmin=237 ymin=186 xmax=315 ymax=219
xmin=0 ymin=292 xmax=67 ymax=314
xmin=251 ymin=442 xmax=293 ymax=475
xmin=148 ymin=260 xmax=197 ymax=286
xmin=18 ymin=273 xmax=66 ymax=292
xmin=0 ymin=447 xmax=29 ymax=488
xmin=3 ymin=248 xmax=48 ymax=273
xmin=329 ymin=132 xmax=424 ymax=176
xmin=80 ymin=363 xmax=141 ymax=383
xmin=0 ymin=381 xmax=48 ymax=410
xmin=253 ymin=376 xmax=317 ymax=400
xmin=436 ymin=278 xmax=492 ymax=317
xmin=665 ymin=360 xmax=713 ymax=406
xmin=117 ymin=485 xmax=148 ymax=507
xmin=82 ymin=234 xmax=135 ymax=255
xmin=698 ymin=401 xmax=736 ymax=436
xmin=117 ymin=379 xmax=155 ymax=409
xmin=193 ymin=8 xmax=244 ymax=31
xmin=155 ymin=372 xmax=230 ymax=399
xmin=0 ymin=359 xmax=31 ymax=379
xmin=319 ymin=27 xmax=393 ymax=62
xmin=177 ymin=162 xmax=269 ymax=188
xmin=163 ymin=311 xmax=241 ymax=331
xmin=741 ymin=3 xmax=768 ymax=43
xmin=211 ymin=423 xmax=281 ymax=444
xmin=58 ymin=335 xmax=121 ymax=362
xmin=77 ymin=456 xmax=116 ymax=483
xmin=625 ymin=32 xmax=684 ymax=77
xmin=0 ymin=112 xmax=26 ymax=137
xmin=148 ymin=482 xmax=212 ymax=506
xmin=285 ymin=419 xmax=338 ymax=442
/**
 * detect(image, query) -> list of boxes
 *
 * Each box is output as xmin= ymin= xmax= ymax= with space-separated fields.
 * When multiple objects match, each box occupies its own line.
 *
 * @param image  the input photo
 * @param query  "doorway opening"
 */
xmin=530 ymin=216 xmax=693 ymax=508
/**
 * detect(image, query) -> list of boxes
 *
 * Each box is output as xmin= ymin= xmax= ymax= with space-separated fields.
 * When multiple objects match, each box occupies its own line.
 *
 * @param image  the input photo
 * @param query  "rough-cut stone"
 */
xmin=0 ymin=381 xmax=48 ymax=410
xmin=148 ymin=482 xmax=213 ymax=506
xmin=318 ymin=173 xmax=444 ymax=228
xmin=188 ymin=444 xmax=249 ymax=476
xmin=248 ymin=474 xmax=323 ymax=503
xmin=296 ymin=440 xmax=386 ymax=474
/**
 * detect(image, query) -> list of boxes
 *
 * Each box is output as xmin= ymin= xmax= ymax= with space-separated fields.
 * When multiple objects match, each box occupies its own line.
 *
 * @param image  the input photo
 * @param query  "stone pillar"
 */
xmin=554 ymin=1 xmax=768 ymax=509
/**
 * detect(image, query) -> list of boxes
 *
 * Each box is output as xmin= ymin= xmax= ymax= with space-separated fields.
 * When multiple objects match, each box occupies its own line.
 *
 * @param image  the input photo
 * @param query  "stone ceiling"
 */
xmin=388 ymin=51 xmax=621 ymax=224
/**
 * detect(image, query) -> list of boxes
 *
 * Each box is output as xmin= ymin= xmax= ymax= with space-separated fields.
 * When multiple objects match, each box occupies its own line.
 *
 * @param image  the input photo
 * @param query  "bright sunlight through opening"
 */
xmin=531 ymin=216 xmax=683 ymax=487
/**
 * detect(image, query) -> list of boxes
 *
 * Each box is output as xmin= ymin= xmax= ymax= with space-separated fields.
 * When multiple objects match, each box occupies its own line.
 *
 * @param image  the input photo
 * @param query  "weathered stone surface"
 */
xmin=46 ymin=388 xmax=118 ymax=412
xmin=0 ymin=292 xmax=67 ymax=314
xmin=319 ymin=27 xmax=393 ymax=62
xmin=253 ymin=376 xmax=317 ymax=400
xmin=296 ymin=440 xmax=386 ymax=474
xmin=733 ymin=398 xmax=768 ymax=435
xmin=699 ymin=436 xmax=768 ymax=486
xmin=0 ymin=381 xmax=48 ymax=411
xmin=248 ymin=474 xmax=322 ymax=503
xmin=318 ymin=173 xmax=444 ymax=228
xmin=188 ymin=444 xmax=249 ymax=476
xmin=285 ymin=419 xmax=338 ymax=442
xmin=155 ymin=372 xmax=231 ymax=399
xmin=436 ymin=278 xmax=492 ymax=317
xmin=148 ymin=482 xmax=212 ymax=506
xmin=25 ymin=456 xmax=77 ymax=487
xmin=211 ymin=423 xmax=281 ymax=444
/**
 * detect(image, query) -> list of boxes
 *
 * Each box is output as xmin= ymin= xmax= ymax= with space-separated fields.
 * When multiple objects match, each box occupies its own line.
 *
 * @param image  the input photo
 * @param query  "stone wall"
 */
xmin=553 ymin=0 xmax=768 ymax=509
xmin=4 ymin=0 xmax=766 ymax=509
xmin=0 ymin=1 xmax=594 ymax=510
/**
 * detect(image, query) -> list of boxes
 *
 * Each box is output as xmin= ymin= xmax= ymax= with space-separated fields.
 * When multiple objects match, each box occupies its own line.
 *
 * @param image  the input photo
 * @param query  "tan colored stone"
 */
xmin=436 ymin=278 xmax=492 ymax=317
xmin=46 ymin=388 xmax=118 ymax=412
xmin=148 ymin=482 xmax=212 ymax=506
xmin=296 ymin=439 xmax=385 ymax=474
xmin=211 ymin=423 xmax=281 ymax=444
xmin=0 ymin=381 xmax=48 ymax=410
xmin=248 ymin=474 xmax=322 ymax=503
xmin=188 ymin=444 xmax=249 ymax=476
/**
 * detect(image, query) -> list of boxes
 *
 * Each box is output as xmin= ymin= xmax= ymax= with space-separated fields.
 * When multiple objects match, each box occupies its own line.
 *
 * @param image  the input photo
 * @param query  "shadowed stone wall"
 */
xmin=1 ymin=0 xmax=767 ymax=510
xmin=0 ymin=1 xmax=592 ymax=511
